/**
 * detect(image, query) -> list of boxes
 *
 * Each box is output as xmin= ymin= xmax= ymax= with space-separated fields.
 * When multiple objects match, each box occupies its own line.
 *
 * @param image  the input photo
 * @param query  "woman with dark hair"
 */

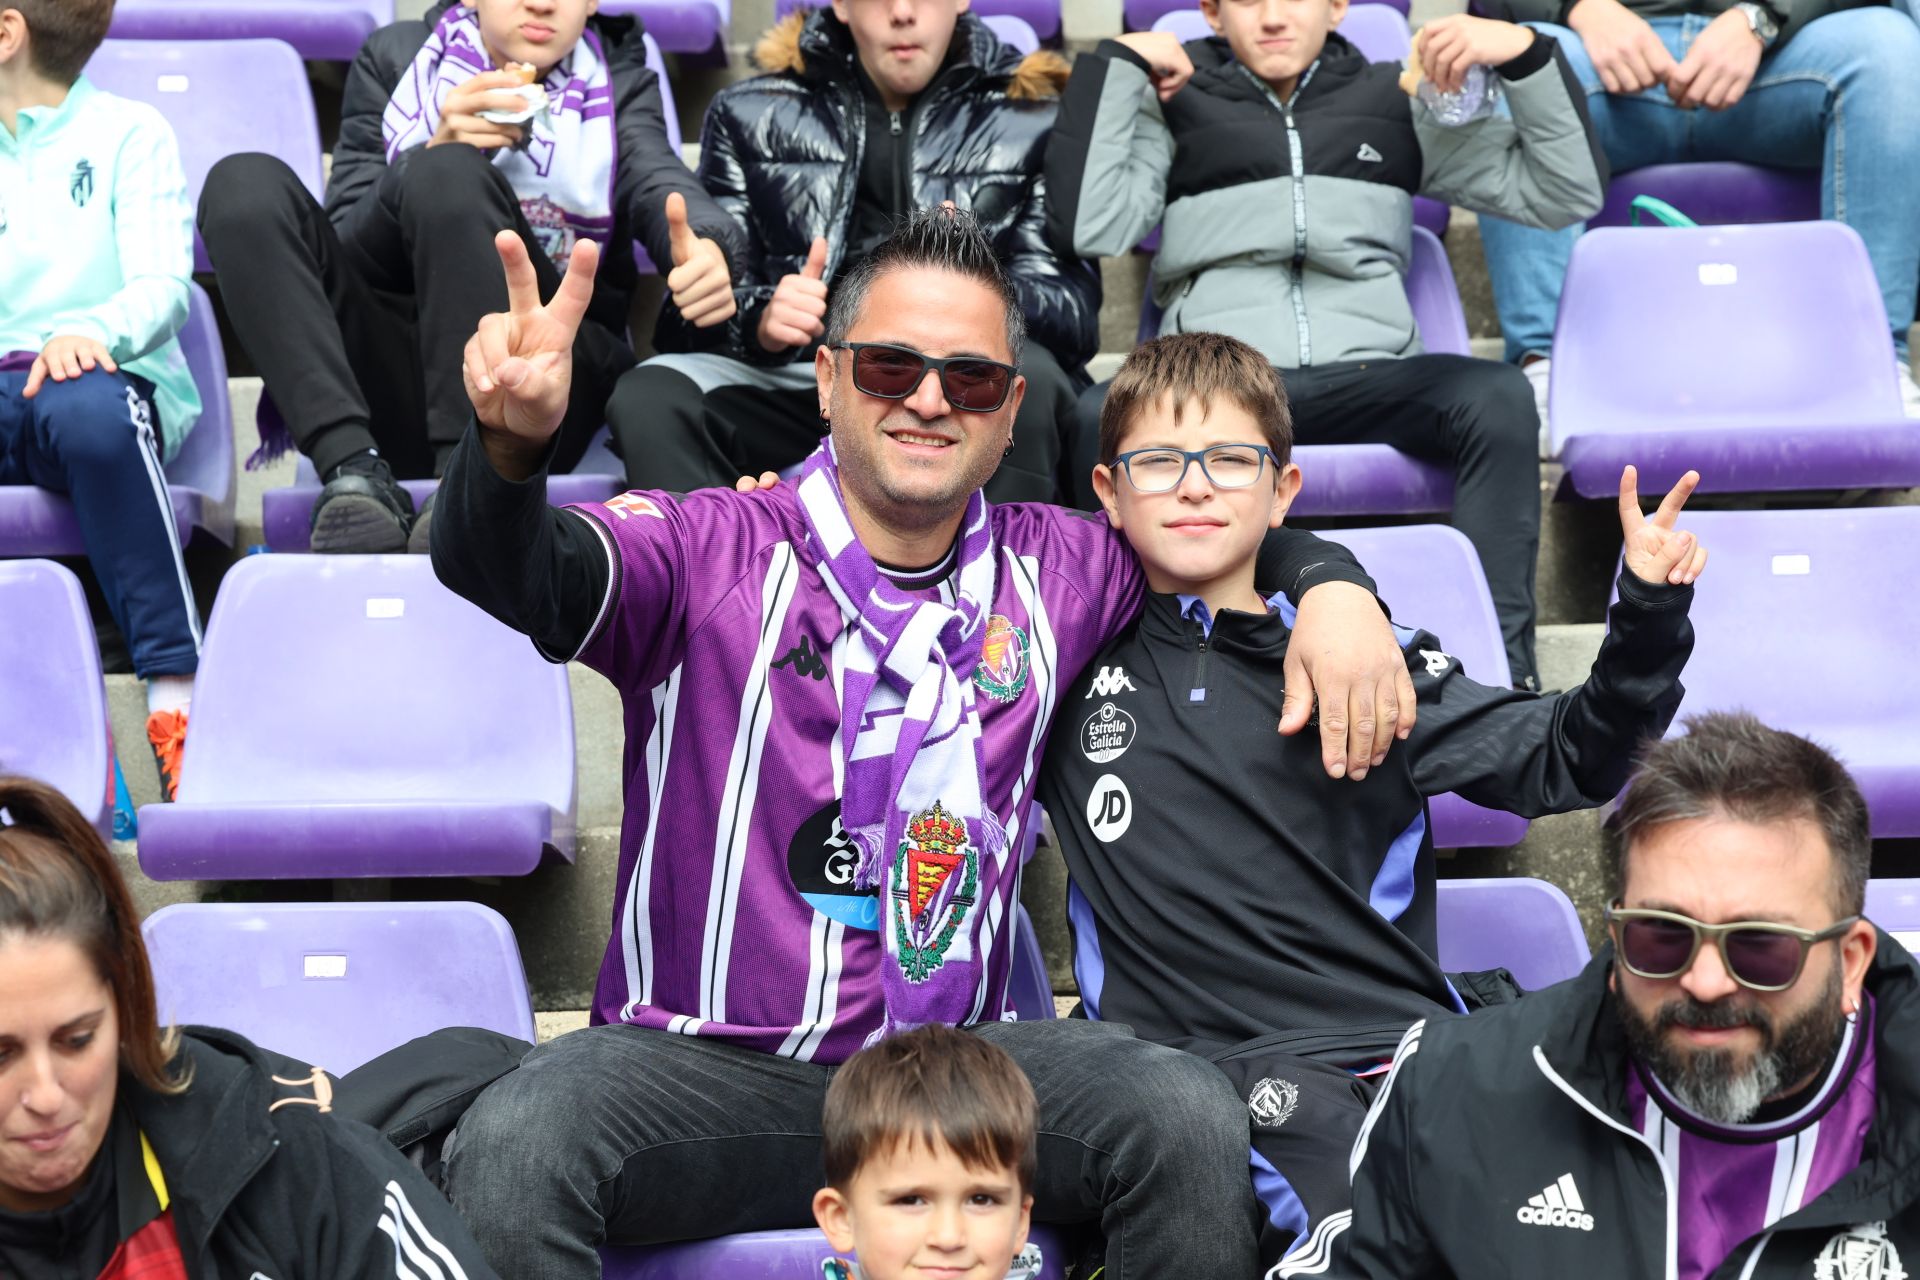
xmin=0 ymin=775 xmax=500 ymax=1280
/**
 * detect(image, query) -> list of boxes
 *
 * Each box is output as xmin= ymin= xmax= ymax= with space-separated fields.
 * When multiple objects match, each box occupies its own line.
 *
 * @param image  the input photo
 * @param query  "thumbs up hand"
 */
xmin=663 ymin=192 xmax=737 ymax=329
xmin=756 ymin=236 xmax=832 ymax=354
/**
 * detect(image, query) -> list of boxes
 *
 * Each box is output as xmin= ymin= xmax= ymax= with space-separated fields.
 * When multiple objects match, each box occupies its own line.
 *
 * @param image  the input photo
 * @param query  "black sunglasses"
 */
xmin=830 ymin=342 xmax=1018 ymax=413
xmin=1605 ymin=902 xmax=1861 ymax=993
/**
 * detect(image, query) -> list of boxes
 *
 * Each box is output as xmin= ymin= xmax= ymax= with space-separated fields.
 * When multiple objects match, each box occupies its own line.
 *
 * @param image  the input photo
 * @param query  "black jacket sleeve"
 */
xmin=696 ymin=93 xmax=792 ymax=366
xmin=1259 ymin=527 xmax=1381 ymax=604
xmin=1328 ymin=1022 xmax=1450 ymax=1278
xmin=1405 ymin=570 xmax=1691 ymax=814
xmin=326 ymin=22 xmax=426 ymax=224
xmin=1000 ymin=170 xmax=1103 ymax=370
xmin=428 ymin=423 xmax=611 ymax=662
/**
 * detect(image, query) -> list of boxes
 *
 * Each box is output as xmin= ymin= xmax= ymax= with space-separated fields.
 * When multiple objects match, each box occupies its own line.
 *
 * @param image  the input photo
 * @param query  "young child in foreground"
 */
xmin=814 ymin=1024 xmax=1037 ymax=1280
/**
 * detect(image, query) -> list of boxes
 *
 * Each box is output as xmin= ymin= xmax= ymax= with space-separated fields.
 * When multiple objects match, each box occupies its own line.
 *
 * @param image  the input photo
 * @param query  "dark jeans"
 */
xmin=443 ymin=1018 xmax=1260 ymax=1279
xmin=1078 ymin=353 xmax=1542 ymax=687
xmin=605 ymin=342 xmax=1088 ymax=505
xmin=197 ymin=146 xmax=632 ymax=480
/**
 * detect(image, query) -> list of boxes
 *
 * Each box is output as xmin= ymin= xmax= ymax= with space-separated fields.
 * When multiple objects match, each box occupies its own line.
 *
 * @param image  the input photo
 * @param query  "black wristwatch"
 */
xmin=1733 ymin=1 xmax=1780 ymax=49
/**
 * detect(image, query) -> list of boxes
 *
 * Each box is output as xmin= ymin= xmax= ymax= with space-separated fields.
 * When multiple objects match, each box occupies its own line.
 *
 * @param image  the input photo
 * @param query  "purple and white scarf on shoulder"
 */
xmin=795 ymin=443 xmax=1009 ymax=1041
xmin=380 ymin=6 xmax=617 ymax=271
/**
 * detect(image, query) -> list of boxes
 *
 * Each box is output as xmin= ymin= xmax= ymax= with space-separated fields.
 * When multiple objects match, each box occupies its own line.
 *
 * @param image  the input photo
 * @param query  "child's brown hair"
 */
xmin=1098 ymin=331 xmax=1294 ymax=466
xmin=822 ymin=1025 xmax=1037 ymax=1193
xmin=10 ymin=0 xmax=116 ymax=84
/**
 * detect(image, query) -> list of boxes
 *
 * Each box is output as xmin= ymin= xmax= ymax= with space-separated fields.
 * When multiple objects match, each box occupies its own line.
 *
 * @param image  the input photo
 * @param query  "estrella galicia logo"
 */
xmin=787 ymin=801 xmax=878 ymax=930
xmin=70 ymin=159 xmax=94 ymax=208
xmin=771 ymin=634 xmax=828 ymax=681
xmin=1080 ymin=701 xmax=1136 ymax=764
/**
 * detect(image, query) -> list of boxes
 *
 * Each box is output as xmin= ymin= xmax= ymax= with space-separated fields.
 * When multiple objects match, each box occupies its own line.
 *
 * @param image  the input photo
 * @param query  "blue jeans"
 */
xmin=1481 ymin=8 xmax=1920 ymax=362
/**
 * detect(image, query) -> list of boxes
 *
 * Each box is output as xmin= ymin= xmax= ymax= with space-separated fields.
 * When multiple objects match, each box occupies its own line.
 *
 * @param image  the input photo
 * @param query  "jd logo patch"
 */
xmin=1086 ymin=773 xmax=1132 ymax=843
xmin=1080 ymin=700 xmax=1137 ymax=764
xmin=788 ymin=801 xmax=878 ymax=930
xmin=892 ymin=801 xmax=979 ymax=982
xmin=973 ymin=614 xmax=1029 ymax=703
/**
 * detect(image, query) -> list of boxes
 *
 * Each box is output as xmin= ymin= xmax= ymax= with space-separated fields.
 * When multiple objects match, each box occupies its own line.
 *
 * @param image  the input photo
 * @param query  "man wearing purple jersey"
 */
xmin=1328 ymin=712 xmax=1920 ymax=1280
xmin=427 ymin=206 xmax=1417 ymax=1279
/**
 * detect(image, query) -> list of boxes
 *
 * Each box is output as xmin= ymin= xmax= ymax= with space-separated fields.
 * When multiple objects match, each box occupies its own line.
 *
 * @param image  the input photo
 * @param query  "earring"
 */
xmin=1003 ymin=436 xmax=1015 ymax=458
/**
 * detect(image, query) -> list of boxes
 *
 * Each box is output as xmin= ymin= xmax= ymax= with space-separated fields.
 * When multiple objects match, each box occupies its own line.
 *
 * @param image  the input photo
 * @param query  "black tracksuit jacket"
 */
xmin=1332 ymin=940 xmax=1920 ymax=1279
xmin=1039 ymin=569 xmax=1693 ymax=1057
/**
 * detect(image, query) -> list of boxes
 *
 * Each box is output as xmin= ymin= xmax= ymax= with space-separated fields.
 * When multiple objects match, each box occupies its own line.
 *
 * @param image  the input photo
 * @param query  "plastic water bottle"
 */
xmin=1416 ymin=64 xmax=1502 ymax=127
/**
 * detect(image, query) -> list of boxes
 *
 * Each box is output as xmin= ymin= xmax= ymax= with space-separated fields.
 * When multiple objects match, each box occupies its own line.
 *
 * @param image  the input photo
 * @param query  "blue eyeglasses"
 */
xmin=1109 ymin=444 xmax=1277 ymax=494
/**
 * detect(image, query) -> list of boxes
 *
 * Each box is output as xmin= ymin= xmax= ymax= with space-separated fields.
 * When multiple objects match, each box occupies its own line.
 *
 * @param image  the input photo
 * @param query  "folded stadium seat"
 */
xmin=1144 ymin=6 xmax=1447 ymax=239
xmin=1589 ymin=161 xmax=1820 ymax=231
xmin=1435 ymin=877 xmax=1590 ymax=990
xmin=599 ymin=0 xmax=732 ymax=57
xmin=774 ymin=0 xmax=1058 ymax=42
xmin=0 ymin=284 xmax=235 ymax=555
xmin=1136 ymin=227 xmax=1460 ymax=518
xmin=84 ymin=38 xmax=324 ymax=274
xmin=0 ymin=561 xmax=112 ymax=834
xmin=107 ymin=0 xmax=392 ymax=61
xmin=1866 ymin=880 xmax=1920 ymax=954
xmin=143 ymin=901 xmax=538 ymax=1074
xmin=136 ymin=555 xmax=577 ymax=878
xmin=1324 ymin=525 xmax=1529 ymax=848
xmin=1610 ymin=508 xmax=1920 ymax=839
xmin=1131 ymin=0 xmax=1408 ymax=39
xmin=1550 ymin=222 xmax=1920 ymax=499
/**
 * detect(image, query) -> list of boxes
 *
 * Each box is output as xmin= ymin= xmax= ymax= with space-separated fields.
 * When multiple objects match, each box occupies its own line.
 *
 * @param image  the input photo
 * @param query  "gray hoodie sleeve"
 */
xmin=1043 ymin=40 xmax=1175 ymax=260
xmin=1413 ymin=31 xmax=1609 ymax=230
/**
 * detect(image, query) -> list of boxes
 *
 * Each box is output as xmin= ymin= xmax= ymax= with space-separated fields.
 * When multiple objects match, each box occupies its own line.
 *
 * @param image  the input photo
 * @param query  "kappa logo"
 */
xmin=1515 ymin=1173 xmax=1595 ymax=1232
xmin=1080 ymin=700 xmax=1137 ymax=764
xmin=1418 ymin=648 xmax=1451 ymax=679
xmin=1356 ymin=142 xmax=1384 ymax=163
xmin=1248 ymin=1077 xmax=1300 ymax=1128
xmin=1085 ymin=666 xmax=1138 ymax=698
xmin=772 ymin=634 xmax=829 ymax=681
xmin=1086 ymin=773 xmax=1132 ymax=842
xmin=1815 ymin=1221 xmax=1908 ymax=1280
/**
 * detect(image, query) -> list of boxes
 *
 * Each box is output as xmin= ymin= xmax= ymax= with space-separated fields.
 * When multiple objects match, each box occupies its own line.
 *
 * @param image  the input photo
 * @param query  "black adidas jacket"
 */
xmin=1038 ymin=569 xmax=1691 ymax=1056
xmin=1329 ymin=940 xmax=1920 ymax=1279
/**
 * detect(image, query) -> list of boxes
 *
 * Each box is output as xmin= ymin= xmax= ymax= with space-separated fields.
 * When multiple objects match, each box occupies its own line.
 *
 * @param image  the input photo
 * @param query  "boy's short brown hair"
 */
xmin=12 ymin=0 xmax=115 ymax=84
xmin=1098 ymin=331 xmax=1293 ymax=467
xmin=822 ymin=1025 xmax=1038 ymax=1193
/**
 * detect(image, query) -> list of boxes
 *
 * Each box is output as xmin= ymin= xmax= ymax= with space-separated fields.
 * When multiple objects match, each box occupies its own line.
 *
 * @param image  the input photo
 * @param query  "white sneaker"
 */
xmin=1899 ymin=358 xmax=1920 ymax=420
xmin=1523 ymin=357 xmax=1554 ymax=458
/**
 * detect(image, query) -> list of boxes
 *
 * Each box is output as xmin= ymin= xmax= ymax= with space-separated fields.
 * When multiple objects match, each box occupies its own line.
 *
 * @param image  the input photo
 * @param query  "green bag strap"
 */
xmin=1629 ymin=195 xmax=1699 ymax=228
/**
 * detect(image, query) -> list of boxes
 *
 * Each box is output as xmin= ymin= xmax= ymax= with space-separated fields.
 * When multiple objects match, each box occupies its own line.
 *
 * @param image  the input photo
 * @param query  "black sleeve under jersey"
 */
xmin=1258 ymin=526 xmax=1381 ymax=605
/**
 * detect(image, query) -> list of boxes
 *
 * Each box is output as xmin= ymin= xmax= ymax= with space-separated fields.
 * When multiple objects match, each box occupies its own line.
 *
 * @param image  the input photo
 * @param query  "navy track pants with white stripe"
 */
xmin=1 ymin=368 xmax=200 ymax=677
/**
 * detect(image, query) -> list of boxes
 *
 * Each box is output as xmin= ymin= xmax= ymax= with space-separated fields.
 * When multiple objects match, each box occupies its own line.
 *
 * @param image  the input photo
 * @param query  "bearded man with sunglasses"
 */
xmin=1328 ymin=712 xmax=1920 ymax=1280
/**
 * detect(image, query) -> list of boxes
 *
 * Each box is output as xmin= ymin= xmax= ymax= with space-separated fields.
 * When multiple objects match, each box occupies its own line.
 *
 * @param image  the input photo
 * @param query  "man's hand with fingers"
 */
xmin=1664 ymin=9 xmax=1762 ymax=110
xmin=664 ymin=191 xmax=737 ymax=328
xmin=1281 ymin=582 xmax=1419 ymax=781
xmin=1620 ymin=465 xmax=1709 ymax=586
xmin=757 ymin=237 xmax=831 ymax=353
xmin=429 ymin=68 xmax=530 ymax=151
xmin=1114 ymin=31 xmax=1194 ymax=101
xmin=464 ymin=230 xmax=599 ymax=479
xmin=1568 ymin=0 xmax=1677 ymax=95
xmin=23 ymin=335 xmax=117 ymax=398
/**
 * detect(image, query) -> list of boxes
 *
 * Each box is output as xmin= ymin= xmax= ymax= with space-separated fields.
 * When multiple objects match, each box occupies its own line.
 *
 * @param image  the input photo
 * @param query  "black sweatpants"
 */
xmin=605 ymin=341 xmax=1088 ymax=505
xmin=1078 ymin=354 xmax=1542 ymax=687
xmin=197 ymin=146 xmax=633 ymax=481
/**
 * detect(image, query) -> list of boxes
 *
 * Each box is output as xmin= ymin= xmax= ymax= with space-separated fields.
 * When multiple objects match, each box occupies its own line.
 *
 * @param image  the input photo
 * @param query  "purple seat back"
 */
xmin=0 ymin=561 xmax=110 ymax=834
xmin=603 ymin=1224 xmax=1073 ymax=1278
xmin=1866 ymin=880 xmax=1920 ymax=952
xmin=599 ymin=0 xmax=733 ymax=54
xmin=108 ymin=0 xmax=391 ymax=61
xmin=772 ymin=0 xmax=1060 ymax=40
xmin=1591 ymin=162 xmax=1820 ymax=231
xmin=0 ymin=284 xmax=233 ymax=555
xmin=143 ymin=901 xmax=537 ymax=1075
xmin=85 ymin=39 xmax=323 ymax=273
xmin=135 ymin=555 xmax=576 ymax=877
xmin=1612 ymin=508 xmax=1920 ymax=838
xmin=1323 ymin=526 xmax=1527 ymax=848
xmin=1436 ymin=877 xmax=1591 ymax=990
xmin=1550 ymin=222 xmax=1919 ymax=499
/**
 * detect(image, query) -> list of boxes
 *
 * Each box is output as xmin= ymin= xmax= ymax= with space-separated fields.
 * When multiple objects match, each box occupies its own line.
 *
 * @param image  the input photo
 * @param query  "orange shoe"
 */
xmin=146 ymin=708 xmax=188 ymax=802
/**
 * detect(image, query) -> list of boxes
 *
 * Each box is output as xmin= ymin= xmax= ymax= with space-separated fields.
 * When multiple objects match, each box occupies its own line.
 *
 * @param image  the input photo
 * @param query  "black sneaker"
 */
xmin=406 ymin=490 xmax=436 ymax=556
xmin=311 ymin=455 xmax=414 ymax=554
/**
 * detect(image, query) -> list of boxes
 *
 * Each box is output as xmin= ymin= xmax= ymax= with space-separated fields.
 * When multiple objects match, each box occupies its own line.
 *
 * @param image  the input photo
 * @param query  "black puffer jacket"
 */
xmin=329 ymin=0 xmax=741 ymax=346
xmin=699 ymin=9 xmax=1100 ymax=368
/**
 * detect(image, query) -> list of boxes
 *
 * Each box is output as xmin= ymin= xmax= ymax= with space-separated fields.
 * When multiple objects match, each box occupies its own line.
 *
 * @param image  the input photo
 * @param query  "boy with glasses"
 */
xmin=1332 ymin=712 xmax=1914 ymax=1280
xmin=1037 ymin=331 xmax=1706 ymax=1269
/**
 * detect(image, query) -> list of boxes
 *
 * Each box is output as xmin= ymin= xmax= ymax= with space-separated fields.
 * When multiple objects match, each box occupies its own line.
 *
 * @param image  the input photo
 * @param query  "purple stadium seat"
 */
xmin=599 ymin=0 xmax=733 ymax=56
xmin=1611 ymin=508 xmax=1920 ymax=839
xmin=1436 ymin=877 xmax=1591 ymax=990
xmin=603 ymin=1224 xmax=1073 ymax=1278
xmin=1866 ymin=880 xmax=1920 ymax=953
xmin=1327 ymin=525 xmax=1529 ymax=848
xmin=143 ymin=901 xmax=537 ymax=1075
xmin=108 ymin=0 xmax=391 ymax=61
xmin=261 ymin=428 xmax=624 ymax=551
xmin=0 ymin=283 xmax=235 ymax=555
xmin=1550 ymin=222 xmax=1920 ymax=500
xmin=135 ymin=555 xmax=577 ymax=878
xmin=1590 ymin=162 xmax=1820 ymax=230
xmin=0 ymin=562 xmax=111 ymax=834
xmin=1130 ymin=0 xmax=1407 ymax=38
xmin=1137 ymin=226 xmax=1460 ymax=518
xmin=773 ymin=0 xmax=1060 ymax=41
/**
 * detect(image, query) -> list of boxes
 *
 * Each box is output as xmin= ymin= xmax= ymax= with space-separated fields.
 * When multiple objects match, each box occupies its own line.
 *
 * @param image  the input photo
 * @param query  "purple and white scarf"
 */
xmin=796 ymin=444 xmax=1008 ymax=1041
xmin=380 ymin=6 xmax=617 ymax=271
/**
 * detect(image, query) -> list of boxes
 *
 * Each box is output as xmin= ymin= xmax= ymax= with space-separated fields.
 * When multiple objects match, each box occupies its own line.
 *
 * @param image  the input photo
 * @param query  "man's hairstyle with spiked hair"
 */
xmin=822 ymin=206 xmax=1026 ymax=365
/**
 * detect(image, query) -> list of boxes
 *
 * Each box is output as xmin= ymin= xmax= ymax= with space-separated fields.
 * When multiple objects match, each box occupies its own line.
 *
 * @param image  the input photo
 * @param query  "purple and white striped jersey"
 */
xmin=1626 ymin=1002 xmax=1877 ymax=1280
xmin=568 ymin=484 xmax=1140 ymax=1063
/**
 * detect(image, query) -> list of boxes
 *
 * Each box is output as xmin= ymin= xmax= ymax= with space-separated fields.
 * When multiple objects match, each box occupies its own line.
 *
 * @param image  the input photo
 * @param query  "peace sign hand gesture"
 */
xmin=464 ymin=231 xmax=599 ymax=476
xmin=1619 ymin=465 xmax=1709 ymax=587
